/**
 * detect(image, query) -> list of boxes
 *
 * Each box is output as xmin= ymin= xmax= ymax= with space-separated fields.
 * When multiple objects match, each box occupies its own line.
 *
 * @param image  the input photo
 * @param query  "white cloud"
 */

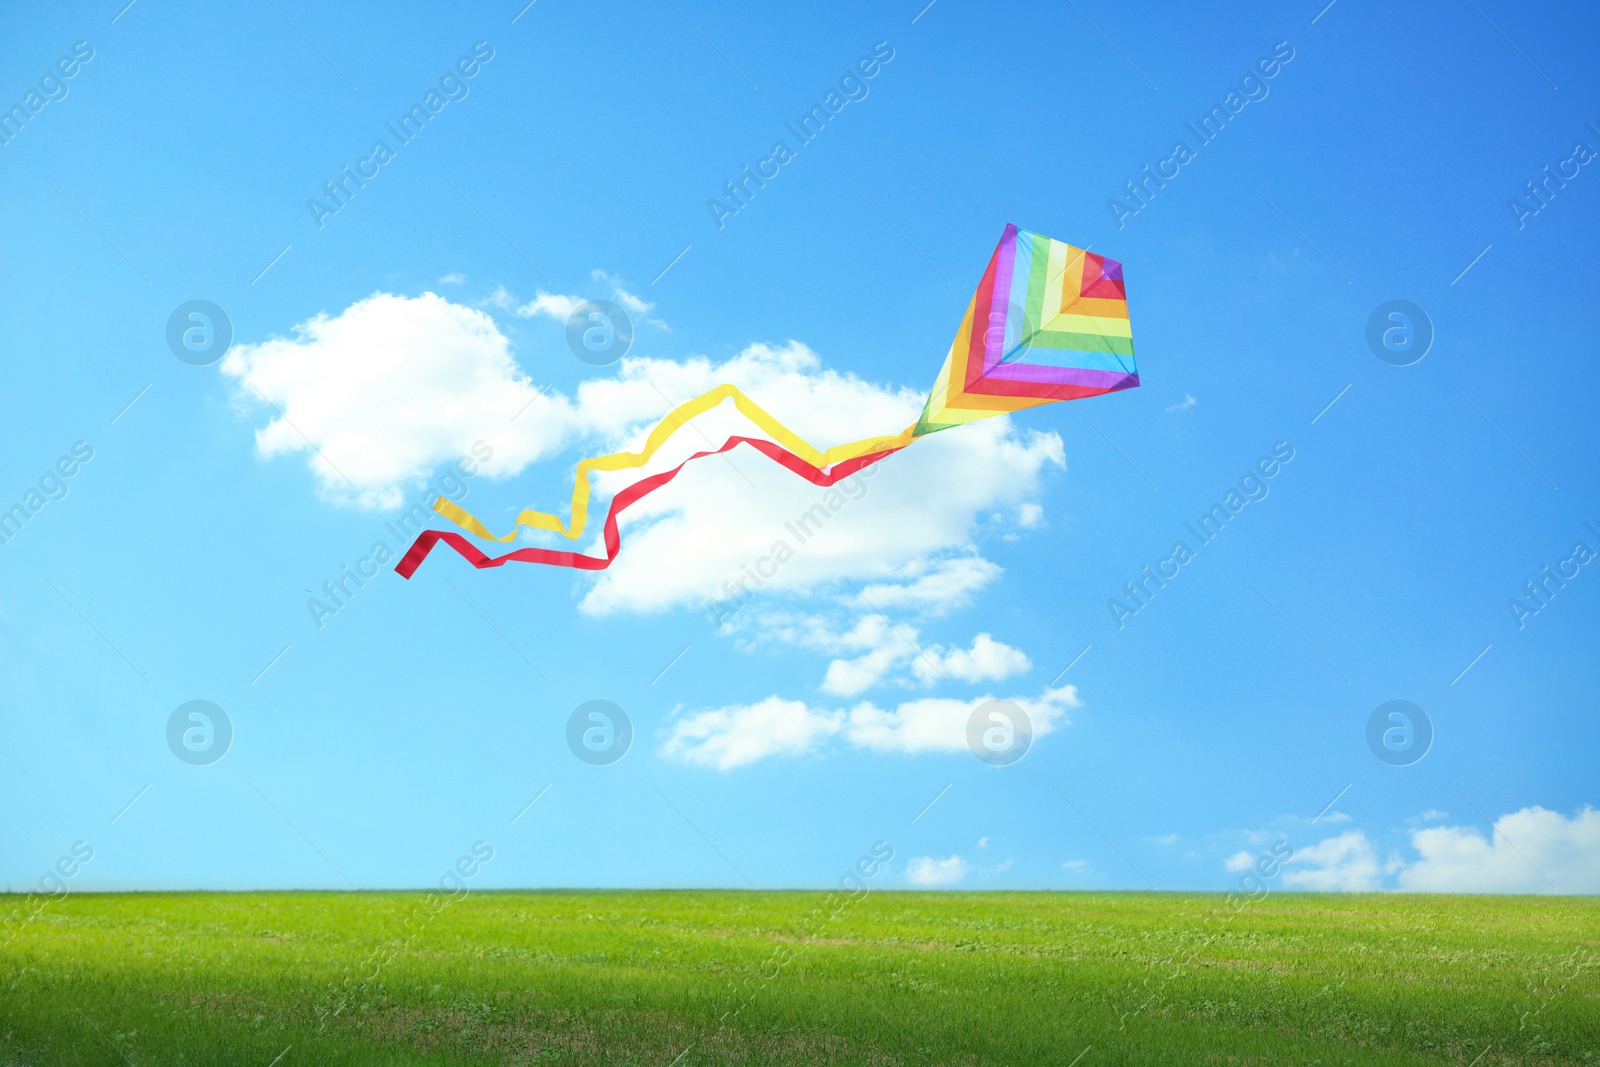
xmin=1015 ymin=502 xmax=1044 ymax=528
xmin=1282 ymin=831 xmax=1387 ymax=891
xmin=614 ymin=288 xmax=653 ymax=316
xmin=723 ymin=604 xmax=1027 ymax=698
xmin=806 ymin=620 xmax=1027 ymax=696
xmin=818 ymin=615 xmax=913 ymax=697
xmin=912 ymin=633 xmax=1031 ymax=686
xmin=513 ymin=290 xmax=586 ymax=321
xmin=907 ymin=855 xmax=968 ymax=886
xmin=438 ymin=272 xmax=465 ymax=285
xmin=977 ymin=836 xmax=989 ymax=849
xmin=1283 ymin=810 xmax=1600 ymax=894
xmin=220 ymin=292 xmax=574 ymax=509
xmin=821 ymin=651 xmax=900 ymax=697
xmin=1147 ymin=833 xmax=1180 ymax=846
xmin=1221 ymin=806 xmax=1600 ymax=894
xmin=660 ymin=684 xmax=1079 ymax=770
xmin=1061 ymin=859 xmax=1090 ymax=872
xmin=1399 ymin=806 xmax=1600 ymax=894
xmin=659 ymin=696 xmax=842 ymax=771
xmin=1165 ymin=394 xmax=1197 ymax=413
xmin=483 ymin=283 xmax=593 ymax=323
xmin=852 ymin=556 xmax=1003 ymax=616
xmin=846 ymin=684 xmax=1077 ymax=756
xmin=589 ymin=269 xmax=658 ymax=318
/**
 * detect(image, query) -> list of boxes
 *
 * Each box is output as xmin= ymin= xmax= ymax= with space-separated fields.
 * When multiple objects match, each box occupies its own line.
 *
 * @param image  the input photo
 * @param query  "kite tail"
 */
xmin=432 ymin=382 xmax=919 ymax=544
xmin=396 ymin=434 xmax=905 ymax=578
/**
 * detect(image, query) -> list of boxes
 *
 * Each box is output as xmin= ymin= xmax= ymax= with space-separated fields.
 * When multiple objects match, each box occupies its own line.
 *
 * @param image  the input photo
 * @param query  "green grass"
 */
xmin=1 ymin=890 xmax=1596 ymax=1065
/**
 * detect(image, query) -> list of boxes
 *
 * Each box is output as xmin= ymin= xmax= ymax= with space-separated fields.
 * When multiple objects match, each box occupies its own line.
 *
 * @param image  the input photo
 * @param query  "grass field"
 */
xmin=1 ymin=889 xmax=1595 ymax=1065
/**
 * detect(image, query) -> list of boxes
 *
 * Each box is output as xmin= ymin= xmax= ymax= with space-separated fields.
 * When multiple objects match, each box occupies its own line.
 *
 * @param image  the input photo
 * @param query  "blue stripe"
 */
xmin=998 ymin=344 xmax=1138 ymax=374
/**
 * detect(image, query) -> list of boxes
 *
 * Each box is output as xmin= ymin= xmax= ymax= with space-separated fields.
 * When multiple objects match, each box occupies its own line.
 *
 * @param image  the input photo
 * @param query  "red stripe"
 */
xmin=963 ymin=232 xmax=1007 ymax=395
xmin=395 ymin=435 xmax=904 ymax=578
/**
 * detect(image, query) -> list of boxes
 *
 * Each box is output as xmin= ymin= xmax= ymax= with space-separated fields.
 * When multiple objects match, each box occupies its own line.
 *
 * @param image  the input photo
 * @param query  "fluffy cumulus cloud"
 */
xmin=1235 ymin=806 xmax=1600 ymax=894
xmin=485 ymin=284 xmax=584 ymax=322
xmin=658 ymin=696 xmax=843 ymax=771
xmin=851 ymin=556 xmax=1003 ymax=616
xmin=221 ymin=292 xmax=574 ymax=509
xmin=1398 ymin=806 xmax=1600 ymax=893
xmin=1282 ymin=831 xmax=1389 ymax=891
xmin=589 ymin=269 xmax=664 ymax=327
xmin=911 ymin=633 xmax=1032 ymax=686
xmin=484 ymin=276 xmax=664 ymax=329
xmin=743 ymin=612 xmax=1030 ymax=697
xmin=906 ymin=855 xmax=969 ymax=887
xmin=817 ymin=615 xmax=918 ymax=697
xmin=661 ymin=684 xmax=1079 ymax=770
xmin=847 ymin=684 xmax=1075 ymax=755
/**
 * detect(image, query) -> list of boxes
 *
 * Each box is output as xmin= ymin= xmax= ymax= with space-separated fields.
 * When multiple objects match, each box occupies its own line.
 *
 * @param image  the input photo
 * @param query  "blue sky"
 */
xmin=2 ymin=0 xmax=1597 ymax=896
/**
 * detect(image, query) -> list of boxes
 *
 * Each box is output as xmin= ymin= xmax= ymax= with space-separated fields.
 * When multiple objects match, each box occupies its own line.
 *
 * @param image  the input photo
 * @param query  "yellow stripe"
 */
xmin=1048 ymin=313 xmax=1134 ymax=337
xmin=1045 ymin=239 xmax=1070 ymax=317
xmin=436 ymin=383 xmax=919 ymax=542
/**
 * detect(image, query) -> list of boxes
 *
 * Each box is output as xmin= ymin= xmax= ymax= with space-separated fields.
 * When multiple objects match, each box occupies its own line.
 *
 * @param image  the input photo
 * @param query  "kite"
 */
xmin=396 ymin=223 xmax=1137 ymax=579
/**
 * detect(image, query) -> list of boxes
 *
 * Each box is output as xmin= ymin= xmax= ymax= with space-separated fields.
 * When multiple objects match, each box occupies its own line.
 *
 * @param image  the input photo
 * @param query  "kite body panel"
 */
xmin=915 ymin=223 xmax=1139 ymax=435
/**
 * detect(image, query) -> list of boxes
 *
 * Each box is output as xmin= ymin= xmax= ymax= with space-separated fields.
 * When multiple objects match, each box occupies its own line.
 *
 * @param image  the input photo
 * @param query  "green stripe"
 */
xmin=1024 ymin=330 xmax=1136 ymax=356
xmin=1025 ymin=236 xmax=1051 ymax=340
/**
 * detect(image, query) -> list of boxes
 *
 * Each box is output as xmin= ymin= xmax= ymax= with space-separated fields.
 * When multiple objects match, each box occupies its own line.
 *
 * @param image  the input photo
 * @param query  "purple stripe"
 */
xmin=982 ymin=363 xmax=1139 ymax=390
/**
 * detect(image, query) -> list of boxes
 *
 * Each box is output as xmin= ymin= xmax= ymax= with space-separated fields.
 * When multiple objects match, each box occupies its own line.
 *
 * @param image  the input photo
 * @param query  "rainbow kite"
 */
xmin=396 ymin=223 xmax=1138 ymax=578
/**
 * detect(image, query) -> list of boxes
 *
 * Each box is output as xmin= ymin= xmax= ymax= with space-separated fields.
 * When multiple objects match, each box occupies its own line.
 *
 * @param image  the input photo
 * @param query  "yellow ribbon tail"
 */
xmin=432 ymin=383 xmax=920 ymax=543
